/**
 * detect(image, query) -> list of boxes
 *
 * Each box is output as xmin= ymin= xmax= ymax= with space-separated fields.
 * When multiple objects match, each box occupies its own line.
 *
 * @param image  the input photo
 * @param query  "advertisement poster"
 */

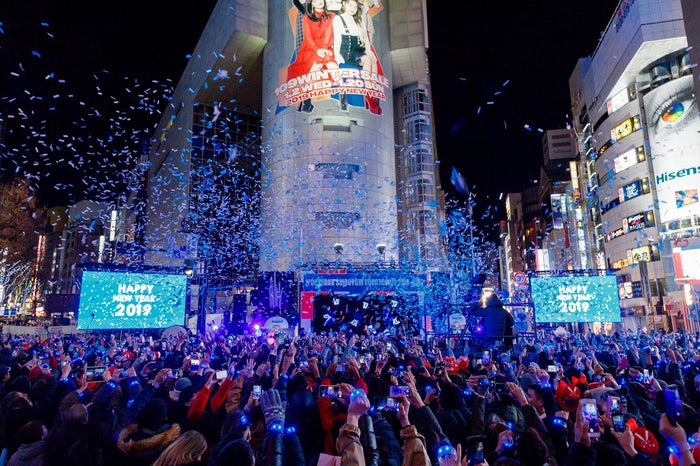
xmin=644 ymin=75 xmax=700 ymax=224
xmin=275 ymin=0 xmax=388 ymax=115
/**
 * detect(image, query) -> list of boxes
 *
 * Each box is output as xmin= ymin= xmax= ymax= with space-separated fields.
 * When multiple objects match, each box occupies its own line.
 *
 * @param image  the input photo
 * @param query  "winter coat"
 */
xmin=336 ymin=424 xmax=364 ymax=466
xmin=116 ymin=423 xmax=181 ymax=466
xmin=399 ymin=426 xmax=430 ymax=466
xmin=43 ymin=421 xmax=86 ymax=466
xmin=7 ymin=440 xmax=45 ymax=466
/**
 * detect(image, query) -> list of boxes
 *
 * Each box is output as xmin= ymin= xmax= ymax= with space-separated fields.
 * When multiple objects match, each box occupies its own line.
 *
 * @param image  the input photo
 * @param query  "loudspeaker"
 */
xmin=232 ymin=294 xmax=247 ymax=323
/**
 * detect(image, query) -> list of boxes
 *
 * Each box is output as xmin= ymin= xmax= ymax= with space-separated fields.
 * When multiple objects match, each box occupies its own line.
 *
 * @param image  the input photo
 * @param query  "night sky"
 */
xmin=0 ymin=1 xmax=620 ymax=220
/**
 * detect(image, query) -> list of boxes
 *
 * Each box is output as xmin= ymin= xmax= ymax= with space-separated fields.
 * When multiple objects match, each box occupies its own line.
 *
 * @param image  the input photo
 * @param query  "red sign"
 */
xmin=300 ymin=292 xmax=315 ymax=320
xmin=514 ymin=271 xmax=528 ymax=286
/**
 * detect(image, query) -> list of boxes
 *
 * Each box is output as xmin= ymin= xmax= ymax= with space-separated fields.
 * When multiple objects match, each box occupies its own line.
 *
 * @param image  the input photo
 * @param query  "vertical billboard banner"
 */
xmin=645 ymin=75 xmax=700 ymax=223
xmin=275 ymin=0 xmax=388 ymax=115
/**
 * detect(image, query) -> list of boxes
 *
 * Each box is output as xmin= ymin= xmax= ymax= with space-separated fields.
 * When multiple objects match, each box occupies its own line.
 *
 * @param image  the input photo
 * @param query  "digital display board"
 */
xmin=77 ymin=270 xmax=187 ymax=330
xmin=530 ymin=275 xmax=621 ymax=323
xmin=673 ymin=246 xmax=700 ymax=284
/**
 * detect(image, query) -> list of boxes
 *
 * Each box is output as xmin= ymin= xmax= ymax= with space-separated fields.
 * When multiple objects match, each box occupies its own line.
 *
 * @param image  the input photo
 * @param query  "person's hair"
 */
xmin=306 ymin=0 xmax=329 ymax=21
xmin=63 ymin=403 xmax=88 ymax=425
xmin=438 ymin=381 xmax=462 ymax=410
xmin=212 ymin=439 xmax=255 ymax=466
xmin=138 ymin=398 xmax=168 ymax=430
xmin=220 ymin=408 xmax=251 ymax=441
xmin=153 ymin=430 xmax=207 ymax=466
xmin=16 ymin=420 xmax=45 ymax=444
xmin=591 ymin=440 xmax=627 ymax=466
xmin=514 ymin=428 xmax=550 ymax=466
xmin=494 ymin=458 xmax=523 ymax=466
xmin=341 ymin=0 xmax=363 ymax=26
xmin=527 ymin=383 xmax=557 ymax=418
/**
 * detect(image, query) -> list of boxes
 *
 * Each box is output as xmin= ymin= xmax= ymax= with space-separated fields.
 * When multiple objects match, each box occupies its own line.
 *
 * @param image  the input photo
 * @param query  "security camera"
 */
xmin=333 ymin=243 xmax=344 ymax=254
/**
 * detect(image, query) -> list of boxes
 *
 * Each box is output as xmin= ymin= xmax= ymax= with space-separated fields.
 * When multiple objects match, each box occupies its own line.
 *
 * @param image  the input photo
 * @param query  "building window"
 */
xmin=407 ymin=178 xmax=434 ymax=204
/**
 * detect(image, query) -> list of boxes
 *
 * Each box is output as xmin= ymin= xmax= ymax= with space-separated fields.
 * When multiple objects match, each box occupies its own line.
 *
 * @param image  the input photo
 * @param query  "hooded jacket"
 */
xmin=116 ymin=423 xmax=181 ymax=466
xmin=7 ymin=440 xmax=45 ymax=466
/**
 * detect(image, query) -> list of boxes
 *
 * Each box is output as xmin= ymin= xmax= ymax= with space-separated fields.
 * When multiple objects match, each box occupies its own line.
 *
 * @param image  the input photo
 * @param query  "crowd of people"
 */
xmin=0 ymin=323 xmax=698 ymax=466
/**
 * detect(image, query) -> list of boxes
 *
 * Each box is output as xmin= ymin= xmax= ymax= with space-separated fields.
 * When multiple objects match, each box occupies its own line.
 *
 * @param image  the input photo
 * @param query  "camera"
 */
xmin=434 ymin=362 xmax=445 ymax=377
xmin=478 ymin=377 xmax=492 ymax=387
xmin=390 ymin=385 xmax=410 ymax=397
xmin=320 ymin=385 xmax=342 ymax=399
xmin=376 ymin=397 xmax=399 ymax=411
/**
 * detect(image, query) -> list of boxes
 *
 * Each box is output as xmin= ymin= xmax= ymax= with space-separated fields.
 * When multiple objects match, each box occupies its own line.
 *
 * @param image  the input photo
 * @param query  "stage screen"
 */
xmin=77 ymin=270 xmax=187 ymax=330
xmin=530 ymin=275 xmax=621 ymax=323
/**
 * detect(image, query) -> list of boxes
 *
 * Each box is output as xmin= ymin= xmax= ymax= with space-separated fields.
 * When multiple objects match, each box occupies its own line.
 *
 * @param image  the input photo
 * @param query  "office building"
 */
xmin=569 ymin=0 xmax=698 ymax=331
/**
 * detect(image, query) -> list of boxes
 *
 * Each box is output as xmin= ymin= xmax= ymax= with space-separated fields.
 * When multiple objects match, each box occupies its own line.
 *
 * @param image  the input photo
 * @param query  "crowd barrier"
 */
xmin=1 ymin=324 xmax=78 ymax=336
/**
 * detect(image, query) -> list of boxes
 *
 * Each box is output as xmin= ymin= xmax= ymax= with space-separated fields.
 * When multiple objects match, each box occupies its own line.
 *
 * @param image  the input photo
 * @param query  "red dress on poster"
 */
xmin=286 ymin=11 xmax=337 ymax=81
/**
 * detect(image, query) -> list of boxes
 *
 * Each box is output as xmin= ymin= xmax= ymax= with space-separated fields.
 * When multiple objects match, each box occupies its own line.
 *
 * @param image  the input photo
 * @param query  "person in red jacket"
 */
xmin=317 ymin=358 xmax=368 ymax=454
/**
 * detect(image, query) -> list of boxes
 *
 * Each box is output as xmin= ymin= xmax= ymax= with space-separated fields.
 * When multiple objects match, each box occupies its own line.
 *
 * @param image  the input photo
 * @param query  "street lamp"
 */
xmin=376 ymin=243 xmax=386 ymax=265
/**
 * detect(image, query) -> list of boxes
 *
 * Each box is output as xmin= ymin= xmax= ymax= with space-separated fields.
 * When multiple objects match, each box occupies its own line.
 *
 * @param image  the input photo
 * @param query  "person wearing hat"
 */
xmin=116 ymin=368 xmax=182 ymax=466
xmin=166 ymin=377 xmax=194 ymax=428
xmin=169 ymin=377 xmax=192 ymax=403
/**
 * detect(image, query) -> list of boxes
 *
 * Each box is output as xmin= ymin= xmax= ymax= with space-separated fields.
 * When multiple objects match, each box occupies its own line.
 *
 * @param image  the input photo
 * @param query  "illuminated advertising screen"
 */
xmin=607 ymin=88 xmax=630 ymax=114
xmin=618 ymin=177 xmax=649 ymax=202
xmin=613 ymin=146 xmax=645 ymax=173
xmin=611 ymin=118 xmax=633 ymax=141
xmin=627 ymin=245 xmax=651 ymax=264
xmin=605 ymin=227 xmax=624 ymax=242
xmin=673 ymin=246 xmax=700 ymax=283
xmin=274 ymin=0 xmax=389 ymax=115
xmin=530 ymin=275 xmax=621 ymax=323
xmin=77 ymin=270 xmax=187 ymax=330
xmin=644 ymin=75 xmax=700 ymax=223
xmin=624 ymin=210 xmax=654 ymax=232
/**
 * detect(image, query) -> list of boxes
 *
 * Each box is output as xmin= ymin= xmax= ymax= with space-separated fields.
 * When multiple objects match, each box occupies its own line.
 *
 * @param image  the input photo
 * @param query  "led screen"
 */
xmin=530 ymin=275 xmax=621 ymax=323
xmin=77 ymin=270 xmax=187 ymax=330
xmin=673 ymin=247 xmax=700 ymax=283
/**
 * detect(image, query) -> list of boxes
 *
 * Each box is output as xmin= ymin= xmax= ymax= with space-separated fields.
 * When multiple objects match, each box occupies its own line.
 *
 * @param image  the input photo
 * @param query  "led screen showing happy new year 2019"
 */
xmin=77 ymin=270 xmax=187 ymax=330
xmin=530 ymin=275 xmax=621 ymax=323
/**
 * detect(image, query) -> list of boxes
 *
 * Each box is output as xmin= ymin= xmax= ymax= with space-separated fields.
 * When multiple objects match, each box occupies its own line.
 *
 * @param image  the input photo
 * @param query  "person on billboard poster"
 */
xmin=286 ymin=0 xmax=338 ymax=113
xmin=330 ymin=0 xmax=383 ymax=114
xmin=332 ymin=0 xmax=367 ymax=111
xmin=645 ymin=75 xmax=700 ymax=223
xmin=358 ymin=0 xmax=383 ymax=114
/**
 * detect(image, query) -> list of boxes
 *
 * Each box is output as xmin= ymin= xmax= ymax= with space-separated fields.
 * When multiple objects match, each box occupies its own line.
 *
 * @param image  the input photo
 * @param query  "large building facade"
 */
xmin=568 ymin=0 xmax=698 ymax=331
xmin=499 ymin=0 xmax=700 ymax=333
xmin=127 ymin=0 xmax=444 ymax=320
